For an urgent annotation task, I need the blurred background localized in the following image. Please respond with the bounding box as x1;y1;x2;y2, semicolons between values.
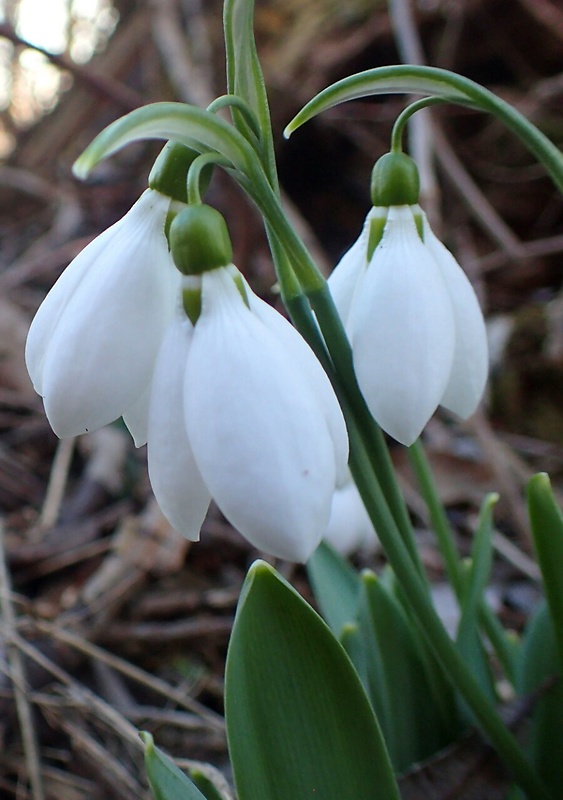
0;1;562;798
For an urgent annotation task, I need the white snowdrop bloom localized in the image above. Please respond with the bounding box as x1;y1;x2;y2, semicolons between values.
323;472;379;557
147;264;349;563
329;204;488;446
25;189;181;445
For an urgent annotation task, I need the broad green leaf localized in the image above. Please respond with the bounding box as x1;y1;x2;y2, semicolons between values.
354;571;459;773
516;601;563;798
306;540;360;636
527;473;563;674
223;0;277;187
225;560;399;800
283;66;563;193
456;494;498;704
141;732;207;800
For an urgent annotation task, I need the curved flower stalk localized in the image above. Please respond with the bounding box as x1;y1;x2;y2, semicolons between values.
329;156;488;446
148;257;348;563
26;188;181;446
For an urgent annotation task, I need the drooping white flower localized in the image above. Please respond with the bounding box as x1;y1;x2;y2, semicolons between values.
323;472;379;557
25;189;181;445
147;265;349;563
329;204;488;446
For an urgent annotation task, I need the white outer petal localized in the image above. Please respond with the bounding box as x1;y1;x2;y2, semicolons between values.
147;312;211;539
25;222;114;395
349;206;455;445
420;211;489;418
328;207;386;326
38;190;180;438
323;475;378;556
245;285;348;486
185;267;336;563
123;384;151;447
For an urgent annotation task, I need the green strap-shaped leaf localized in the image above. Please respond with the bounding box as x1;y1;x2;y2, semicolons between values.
141;732;208;800
223;0;277;188
306;540;361;636
284;65;563;193
515;602;563;799
225;560;400;800
527;473;563;675
456;494;498;704
354;571;459;773
73;103;255;181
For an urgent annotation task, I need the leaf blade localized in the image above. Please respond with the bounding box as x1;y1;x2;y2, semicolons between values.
225;560;400;800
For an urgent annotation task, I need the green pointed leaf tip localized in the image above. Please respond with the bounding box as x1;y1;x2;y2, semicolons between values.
140;732;208;800
527;472;563;675
169;205;233;275
306;540;361;636
225;560;399;800
371;152;420;207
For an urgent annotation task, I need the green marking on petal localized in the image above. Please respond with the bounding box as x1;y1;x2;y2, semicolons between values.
367;214;388;261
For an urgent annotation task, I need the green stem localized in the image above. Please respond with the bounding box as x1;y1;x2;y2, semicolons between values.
207;94;262;140
186;152;229;205
348;423;549;800
308;285;421;573
390;96;448;153
285;64;563;193
408;439;517;684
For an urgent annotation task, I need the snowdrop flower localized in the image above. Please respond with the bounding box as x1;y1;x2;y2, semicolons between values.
25;188;180;446
25;142;202;446
147;205;349;562
329;153;488;446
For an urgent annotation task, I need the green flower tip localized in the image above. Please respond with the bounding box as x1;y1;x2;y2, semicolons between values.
149;142;212;204
370;152;420;207
169;205;233;275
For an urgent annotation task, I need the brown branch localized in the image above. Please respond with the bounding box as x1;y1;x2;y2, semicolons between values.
0;22;142;111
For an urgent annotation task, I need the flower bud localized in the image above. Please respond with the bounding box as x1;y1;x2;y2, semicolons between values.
370;152;420;207
169;205;233;275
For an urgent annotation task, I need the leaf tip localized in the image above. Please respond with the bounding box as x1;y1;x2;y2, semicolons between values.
139;731;154;749
72;153;92;180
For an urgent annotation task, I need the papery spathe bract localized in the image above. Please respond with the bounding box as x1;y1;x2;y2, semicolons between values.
147;266;349;563
25;189;180;445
